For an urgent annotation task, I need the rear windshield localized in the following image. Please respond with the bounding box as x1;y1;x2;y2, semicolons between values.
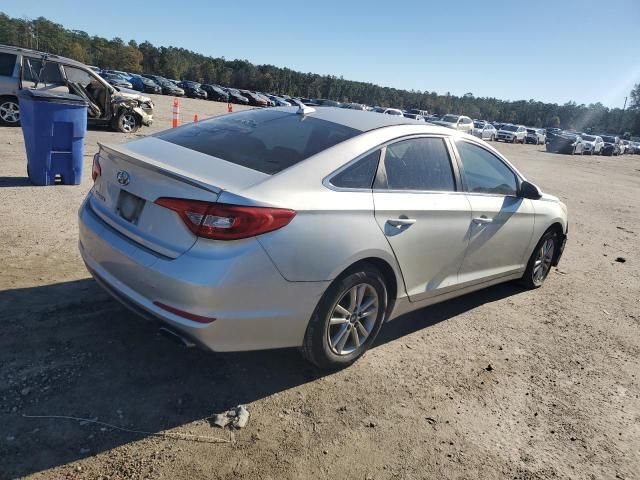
441;115;459;122
156;109;360;174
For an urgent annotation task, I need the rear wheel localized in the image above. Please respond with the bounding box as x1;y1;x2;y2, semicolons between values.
0;96;20;126
519;230;558;289
301;264;387;369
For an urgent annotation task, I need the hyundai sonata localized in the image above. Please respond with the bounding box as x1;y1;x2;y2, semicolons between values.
79;106;568;369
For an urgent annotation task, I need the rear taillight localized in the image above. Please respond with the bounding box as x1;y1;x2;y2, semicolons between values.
155;198;296;240
92;153;101;182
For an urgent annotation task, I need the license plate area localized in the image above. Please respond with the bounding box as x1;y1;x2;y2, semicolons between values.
116;190;145;224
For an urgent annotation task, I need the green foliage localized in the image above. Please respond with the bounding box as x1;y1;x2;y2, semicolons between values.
2;12;639;134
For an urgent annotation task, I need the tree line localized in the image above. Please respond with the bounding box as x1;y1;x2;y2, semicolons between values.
2;13;639;137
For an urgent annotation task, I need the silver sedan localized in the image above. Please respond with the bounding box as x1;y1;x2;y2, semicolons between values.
79;107;568;369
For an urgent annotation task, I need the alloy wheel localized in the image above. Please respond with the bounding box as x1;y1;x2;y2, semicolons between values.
327;283;379;356
120;113;137;133
532;238;555;285
0;100;20;124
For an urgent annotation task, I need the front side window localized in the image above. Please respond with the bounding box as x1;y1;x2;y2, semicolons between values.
330;150;380;189
456;141;518;196
383;137;455;192
0;53;16;77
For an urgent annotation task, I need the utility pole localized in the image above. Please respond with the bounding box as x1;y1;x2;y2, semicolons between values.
620;96;628;134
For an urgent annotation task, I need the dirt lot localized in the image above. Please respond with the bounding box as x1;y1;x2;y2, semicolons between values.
1;96;639;480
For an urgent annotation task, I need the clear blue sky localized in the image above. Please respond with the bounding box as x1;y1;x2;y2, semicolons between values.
2;0;638;107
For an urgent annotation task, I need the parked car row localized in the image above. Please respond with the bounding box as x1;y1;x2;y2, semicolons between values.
545;131;640;155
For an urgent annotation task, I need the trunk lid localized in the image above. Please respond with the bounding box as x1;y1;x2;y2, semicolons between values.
89;136;269;258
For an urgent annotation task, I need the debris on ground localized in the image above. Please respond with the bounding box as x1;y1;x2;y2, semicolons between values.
615;257;626;263
485;365;493;372
211;405;250;429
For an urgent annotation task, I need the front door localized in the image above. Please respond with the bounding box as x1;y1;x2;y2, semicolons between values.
373;136;472;302
453;140;535;284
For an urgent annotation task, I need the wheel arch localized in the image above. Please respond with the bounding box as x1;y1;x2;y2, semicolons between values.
331;256;403;318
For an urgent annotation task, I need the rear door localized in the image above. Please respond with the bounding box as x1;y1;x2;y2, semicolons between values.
373;136;472;302
453;140;534;284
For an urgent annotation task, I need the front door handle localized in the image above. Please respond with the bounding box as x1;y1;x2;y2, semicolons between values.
387;218;417;227
472;216;493;225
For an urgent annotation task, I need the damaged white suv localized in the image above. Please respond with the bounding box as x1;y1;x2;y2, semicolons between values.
0;44;153;132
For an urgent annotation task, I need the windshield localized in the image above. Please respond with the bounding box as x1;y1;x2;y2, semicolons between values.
502;125;518;132
581;135;595;141
441;115;459;123
474;121;485;128
601;136;615;142
156;109;360;175
373;107;386;113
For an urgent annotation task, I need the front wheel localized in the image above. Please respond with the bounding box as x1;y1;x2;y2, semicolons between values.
301;264;387;369
519;230;558;289
114;110;141;133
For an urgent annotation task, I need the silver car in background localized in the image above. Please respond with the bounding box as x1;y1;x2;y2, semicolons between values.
497;124;527;143
525;128;547;145
473;120;497;140
433;114;474;134
79;107;568;369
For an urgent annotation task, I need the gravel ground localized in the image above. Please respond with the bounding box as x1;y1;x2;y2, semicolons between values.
0;96;638;479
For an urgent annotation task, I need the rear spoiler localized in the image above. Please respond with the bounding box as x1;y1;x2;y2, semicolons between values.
98;142;222;194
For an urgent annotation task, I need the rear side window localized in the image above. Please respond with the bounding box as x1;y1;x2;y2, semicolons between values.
330;150;380;189
0;53;16;77
156;109;360;174
383;137;456;191
456;141;518;196
22;58;65;85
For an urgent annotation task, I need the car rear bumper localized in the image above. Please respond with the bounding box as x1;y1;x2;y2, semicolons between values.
78;195;327;352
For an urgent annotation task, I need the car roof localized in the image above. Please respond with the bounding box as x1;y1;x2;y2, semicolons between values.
0;43;86;68
270;106;426;131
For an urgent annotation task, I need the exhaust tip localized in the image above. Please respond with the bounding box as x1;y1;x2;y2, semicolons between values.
158;327;195;348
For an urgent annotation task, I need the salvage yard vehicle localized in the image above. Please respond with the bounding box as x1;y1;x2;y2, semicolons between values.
80;107;568;369
142;74;184;96
497;124;527;143
100;72;133;89
525;128;546;145
473;120;497;140
372;107;404;116
0;44;153;132
177;81;208;99
600;135;621;156
546;131;585;154
432;114;474;134
200;84;229;102
580;134;604;155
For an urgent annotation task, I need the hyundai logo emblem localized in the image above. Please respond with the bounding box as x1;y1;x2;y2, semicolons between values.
116;170;130;186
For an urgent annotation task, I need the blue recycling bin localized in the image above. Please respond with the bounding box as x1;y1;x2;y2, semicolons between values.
18;89;88;186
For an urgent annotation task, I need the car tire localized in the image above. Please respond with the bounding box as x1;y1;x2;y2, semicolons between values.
113;110;141;133
0;96;20;127
519;229;558;289
300;263;388;370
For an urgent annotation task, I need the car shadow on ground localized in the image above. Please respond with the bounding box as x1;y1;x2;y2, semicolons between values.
0;277;523;478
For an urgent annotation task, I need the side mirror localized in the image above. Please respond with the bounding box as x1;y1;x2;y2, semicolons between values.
519;180;542;200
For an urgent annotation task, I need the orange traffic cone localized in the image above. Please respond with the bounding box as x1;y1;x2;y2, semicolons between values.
172;98;180;128
227;102;233;113
194;114;198;123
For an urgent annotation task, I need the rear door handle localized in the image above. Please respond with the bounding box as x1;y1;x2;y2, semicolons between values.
387;218;416;227
472;216;493;225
